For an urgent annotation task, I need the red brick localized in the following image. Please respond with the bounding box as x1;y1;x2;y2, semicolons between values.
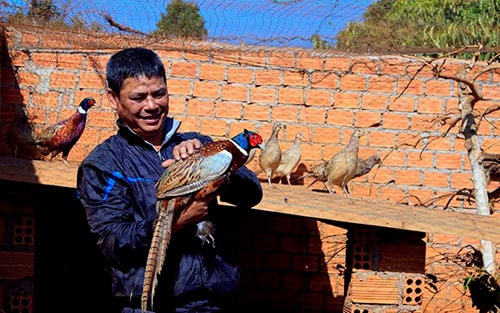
435;154;463;170
221;84;247;102
272;105;299;123
355;111;381;128
17;71;40;86
283;70;308;87
368;131;396;148
200;119;227;137
171;61;197;78
382;112;409;129
268;51;295;68
255;69;281;86
199;63;225;81
278;87;304;105
395;169;422;186
327;110;355;126
297;55;323;71
56;54;84;70
351;57;379;75
396;77;424;95
334;92;360;109
215;102;242;119
305;89;332;106
417;97;445;114
389;95;416;112
361;94;388;110
193;81;219;99
187;99;215;116
368;76;395;93
79;72;106;89
32;52;57;67
300;107;327;124
311;72;339;89
227;67;253;84
340;75;366;91
423;171;449;188
407;151;434;168
425;80;452;96
50;72;77;89
243;104;270;121
168;79;191;96
250;86;276;103
324;57;351;72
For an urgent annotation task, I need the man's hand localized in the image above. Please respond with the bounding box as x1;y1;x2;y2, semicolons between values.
171;197;213;233
162;139;202;168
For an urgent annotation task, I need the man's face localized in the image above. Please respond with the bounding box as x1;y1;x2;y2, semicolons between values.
108;75;169;144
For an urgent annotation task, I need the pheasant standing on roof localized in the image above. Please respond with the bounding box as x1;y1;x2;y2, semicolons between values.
35;97;95;163
325;128;364;197
258;122;282;186
274;132;303;185
298;159;329;190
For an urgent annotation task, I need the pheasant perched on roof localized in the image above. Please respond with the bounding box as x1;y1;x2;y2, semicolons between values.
274;132;303;185
345;154;382;194
325;128;364;197
258;122;282;186
6;107;44;160
298;159;329;190
35;97;95;163
353;155;381;179
141;129;264;313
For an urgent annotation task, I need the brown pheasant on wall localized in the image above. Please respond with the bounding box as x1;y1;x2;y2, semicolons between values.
35;97;95;163
258;122;282;186
346;154;382;194
274;132;303;185
298;159;329;190
325;128;364;197
6;107;44;160
141;129;264;313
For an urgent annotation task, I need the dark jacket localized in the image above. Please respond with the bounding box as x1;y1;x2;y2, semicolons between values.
76;118;262;312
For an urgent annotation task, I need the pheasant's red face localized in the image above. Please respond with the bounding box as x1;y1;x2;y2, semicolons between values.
249;133;263;147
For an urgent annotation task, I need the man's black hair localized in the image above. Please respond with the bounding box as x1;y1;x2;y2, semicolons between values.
106;47;166;95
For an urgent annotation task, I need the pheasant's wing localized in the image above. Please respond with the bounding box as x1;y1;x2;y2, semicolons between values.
37;123;65;142
156;149;233;198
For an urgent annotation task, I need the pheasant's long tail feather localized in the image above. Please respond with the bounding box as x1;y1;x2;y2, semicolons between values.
152;201;175;307
141;200;172;312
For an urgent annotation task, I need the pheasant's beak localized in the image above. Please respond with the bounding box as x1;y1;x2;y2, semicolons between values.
258;143;265;150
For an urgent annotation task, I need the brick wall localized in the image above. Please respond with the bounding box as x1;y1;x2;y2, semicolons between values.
1;25;499;313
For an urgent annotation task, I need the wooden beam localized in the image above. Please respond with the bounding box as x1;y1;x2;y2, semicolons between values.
1;156;499;242
239;184;500;242
0;156;77;188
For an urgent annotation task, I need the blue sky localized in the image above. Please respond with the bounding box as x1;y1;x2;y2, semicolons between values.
4;0;375;48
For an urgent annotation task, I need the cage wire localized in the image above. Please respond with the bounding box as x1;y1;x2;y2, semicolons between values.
1;0;373;49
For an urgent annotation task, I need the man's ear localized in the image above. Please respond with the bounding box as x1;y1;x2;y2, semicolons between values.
107;89;119;110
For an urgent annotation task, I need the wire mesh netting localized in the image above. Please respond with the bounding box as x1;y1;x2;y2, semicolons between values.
1;0;374;49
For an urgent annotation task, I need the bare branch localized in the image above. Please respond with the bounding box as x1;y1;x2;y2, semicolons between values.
102;13;146;36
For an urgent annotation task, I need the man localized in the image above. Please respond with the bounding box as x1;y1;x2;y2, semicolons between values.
77;47;262;312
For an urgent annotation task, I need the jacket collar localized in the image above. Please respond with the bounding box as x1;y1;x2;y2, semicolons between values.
116;117;181;149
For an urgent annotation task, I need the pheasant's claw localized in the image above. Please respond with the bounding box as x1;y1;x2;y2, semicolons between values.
196;221;216;248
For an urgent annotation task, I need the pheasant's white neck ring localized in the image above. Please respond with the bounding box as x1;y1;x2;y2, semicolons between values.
78;106;88;114
228;138;248;156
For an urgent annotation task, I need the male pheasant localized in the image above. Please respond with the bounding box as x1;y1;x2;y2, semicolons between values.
141;129;264;312
35;97;95;163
